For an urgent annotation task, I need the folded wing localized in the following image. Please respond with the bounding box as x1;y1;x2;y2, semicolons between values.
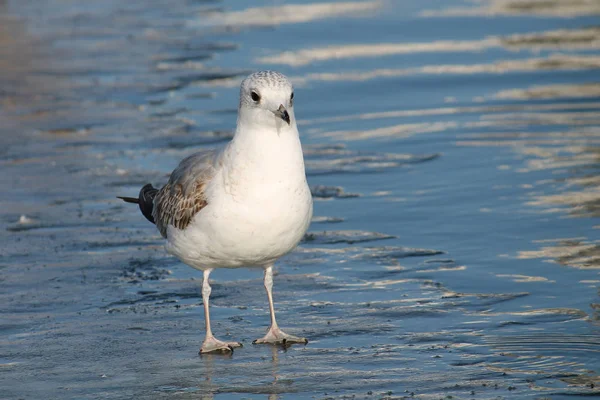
153;150;220;238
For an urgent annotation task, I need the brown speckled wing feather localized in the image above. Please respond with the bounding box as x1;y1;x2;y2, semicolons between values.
153;151;220;238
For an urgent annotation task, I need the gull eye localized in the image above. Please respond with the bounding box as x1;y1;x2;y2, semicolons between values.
251;91;261;102
290;92;294;105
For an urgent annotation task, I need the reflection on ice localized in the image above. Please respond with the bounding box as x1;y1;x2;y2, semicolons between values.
496;274;555;283
494;83;600;100
303;102;600;126
259;27;600;66
291;54;600;83
421;0;600;18
260;37;499;66
322;121;456;141
518;238;600;269
196;1;383;28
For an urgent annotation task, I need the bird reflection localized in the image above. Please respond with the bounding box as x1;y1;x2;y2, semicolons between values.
268;345;280;400
199;345;284;399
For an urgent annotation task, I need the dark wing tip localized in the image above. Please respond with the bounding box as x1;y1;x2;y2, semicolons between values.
117;196;139;204
117;185;158;225
139;184;159;224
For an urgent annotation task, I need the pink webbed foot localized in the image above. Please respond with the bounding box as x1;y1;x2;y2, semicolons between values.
200;336;243;354
252;326;308;346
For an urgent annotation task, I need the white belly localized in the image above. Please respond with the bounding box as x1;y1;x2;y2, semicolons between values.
165;181;313;270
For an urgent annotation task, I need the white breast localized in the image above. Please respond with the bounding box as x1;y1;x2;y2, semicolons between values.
166;182;312;269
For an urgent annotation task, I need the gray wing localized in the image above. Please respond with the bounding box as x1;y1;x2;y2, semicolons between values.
153;150;221;238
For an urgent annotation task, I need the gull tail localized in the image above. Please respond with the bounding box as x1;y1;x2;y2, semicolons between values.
117;183;159;224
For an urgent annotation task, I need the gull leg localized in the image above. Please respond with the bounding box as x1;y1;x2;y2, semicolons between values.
253;265;308;346
200;269;242;354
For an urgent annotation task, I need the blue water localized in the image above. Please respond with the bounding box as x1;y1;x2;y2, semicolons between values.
1;0;599;399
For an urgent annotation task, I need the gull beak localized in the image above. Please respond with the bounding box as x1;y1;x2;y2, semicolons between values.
272;104;290;125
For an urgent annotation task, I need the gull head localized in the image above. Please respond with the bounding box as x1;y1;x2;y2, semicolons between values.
238;71;295;130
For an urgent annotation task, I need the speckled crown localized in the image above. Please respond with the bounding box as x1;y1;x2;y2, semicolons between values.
240;70;293;96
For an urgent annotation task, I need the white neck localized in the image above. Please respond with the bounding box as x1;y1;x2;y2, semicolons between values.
224;112;306;190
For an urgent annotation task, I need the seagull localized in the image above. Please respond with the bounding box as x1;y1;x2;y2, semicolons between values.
118;71;313;353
